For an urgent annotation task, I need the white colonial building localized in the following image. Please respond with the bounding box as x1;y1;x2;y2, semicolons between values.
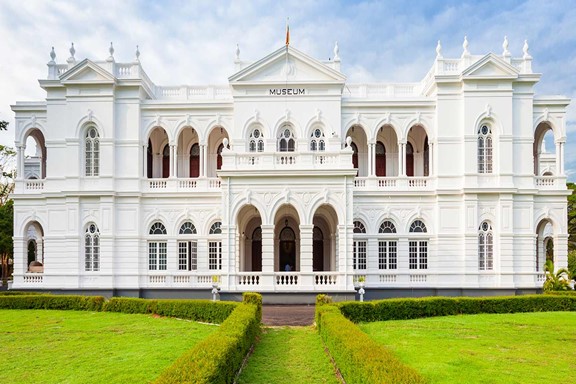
10;38;570;299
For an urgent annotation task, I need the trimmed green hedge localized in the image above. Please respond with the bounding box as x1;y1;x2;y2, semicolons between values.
545;290;576;296
338;295;576;323
0;291;45;296
0;294;104;311
154;292;262;384
316;302;425;384
102;297;238;324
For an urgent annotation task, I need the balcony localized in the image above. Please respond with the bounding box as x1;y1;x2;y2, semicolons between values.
143;177;221;193
535;175;565;189
221;151;354;173
353;176;433;191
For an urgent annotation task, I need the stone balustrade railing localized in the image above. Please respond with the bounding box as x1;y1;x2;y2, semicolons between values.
222;151;353;171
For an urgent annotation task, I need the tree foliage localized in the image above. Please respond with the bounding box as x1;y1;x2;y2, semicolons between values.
568;183;576;251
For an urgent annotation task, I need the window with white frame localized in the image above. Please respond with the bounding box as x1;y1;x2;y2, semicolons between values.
249;126;264;152
353;220;367;270
85;126;100;176
84;223;100;271
278;125;295;152
478;221;494;270
148;222;167;271
409;220;428;270
378;220;397;270
178;221;197;271
477;124;493;173
209;222;222;270
310;127;325;151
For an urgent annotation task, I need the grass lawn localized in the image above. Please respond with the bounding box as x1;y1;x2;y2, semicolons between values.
237;326;340;384
361;311;576;384
0;309;217;384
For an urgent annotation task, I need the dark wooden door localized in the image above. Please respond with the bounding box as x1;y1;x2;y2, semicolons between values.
147;140;153;178
406;143;414;177
376;141;386;176
313;240;323;271
189;143;200;178
162;144;170;178
217;143;224;170
252;240;262;272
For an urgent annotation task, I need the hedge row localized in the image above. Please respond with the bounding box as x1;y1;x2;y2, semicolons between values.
338;295;576;323
0;291;45;296
316;303;425;384
154;292;262;384
545;291;576;296
102;297;237;324
0;294;104;311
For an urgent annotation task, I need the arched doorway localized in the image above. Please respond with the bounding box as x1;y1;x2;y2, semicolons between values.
190;143;200;178
24;221;44;273
147;127;169;178
251;227;262;272
375;141;386;176
345;125;367;176
406;125;429;177
536;219;554;271
279;225;296;271
533;122;556;175
207;127;229;177
313;226;323;271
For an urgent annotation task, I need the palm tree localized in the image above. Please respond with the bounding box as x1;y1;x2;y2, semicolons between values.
543;259;572;292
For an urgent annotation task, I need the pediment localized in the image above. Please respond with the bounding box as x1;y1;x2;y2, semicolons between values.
462;54;519;79
229;46;346;84
60;59;115;83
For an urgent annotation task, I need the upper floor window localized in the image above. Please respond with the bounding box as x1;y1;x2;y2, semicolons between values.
478;221;494;270
84;223;100;272
149;222;167;235
209;222;222;235
278;126;295;152
478;125;493;173
179;222;197;235
310;128;325;151
379;220;397;234
249;127;264;152
148;222;167;271
353;221;366;234
409;220;427;233
353;220;366;270
85;127;100;176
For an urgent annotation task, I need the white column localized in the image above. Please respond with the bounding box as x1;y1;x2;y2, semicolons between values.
368;142;374;176
200;144;206;177
560;142;565;175
429;142;434;176
169;145;175;178
300;224;314;273
16;145;24;180
400;142;406;176
142;145;147;178
261;224;275;273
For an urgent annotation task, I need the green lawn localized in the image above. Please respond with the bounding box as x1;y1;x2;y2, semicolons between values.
361;311;576;384
0;309;217;383
238;326;340;384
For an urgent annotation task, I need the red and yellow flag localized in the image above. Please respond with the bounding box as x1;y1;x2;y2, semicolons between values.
285;19;290;46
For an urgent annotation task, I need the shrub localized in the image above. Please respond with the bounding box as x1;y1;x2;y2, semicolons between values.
0;294;104;311
242;292;262;322
338;295;576;323
568;250;576;281
154;299;261;384
316;304;425;384
0;291;45;296
103;297;237;324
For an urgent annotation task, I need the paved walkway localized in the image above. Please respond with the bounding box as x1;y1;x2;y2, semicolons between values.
262;305;316;326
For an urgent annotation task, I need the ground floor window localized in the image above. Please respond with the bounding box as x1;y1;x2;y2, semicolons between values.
378;240;397;270
178;241;197;271
209;241;222;270
149;241;167;270
353;240;367;270
409;240;427;270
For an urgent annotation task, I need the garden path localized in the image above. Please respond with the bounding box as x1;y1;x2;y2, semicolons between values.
262;305;315;326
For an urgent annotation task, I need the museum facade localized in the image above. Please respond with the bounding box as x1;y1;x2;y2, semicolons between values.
10;39;570;298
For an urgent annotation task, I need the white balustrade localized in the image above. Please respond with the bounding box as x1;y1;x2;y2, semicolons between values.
408;178;427;187
277;155;297;165
178;179;197;189
410;274;427;283
23;274;43;283
238;274;261;286
314;273;337;285
208;178;221;188
379;274;397;283
149;179;167;189
535;176;556;188
173;275;190;284
149;275;166;284
378;178;396;188
25;180;44;190
276;273;299;286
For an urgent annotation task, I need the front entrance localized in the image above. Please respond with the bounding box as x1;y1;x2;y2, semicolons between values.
279;226;296;271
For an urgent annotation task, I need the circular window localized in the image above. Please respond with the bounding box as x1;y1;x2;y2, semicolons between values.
89;128;97;138
254;129;260;138
89;224;96;233
482;222;489;231
481;125;489;135
284;129;291;138
314;129;321;138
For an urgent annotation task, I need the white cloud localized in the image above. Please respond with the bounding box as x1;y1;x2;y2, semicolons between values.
0;0;574;178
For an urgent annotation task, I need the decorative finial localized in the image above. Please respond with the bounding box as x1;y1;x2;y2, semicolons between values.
523;39;531;59
333;41;340;61
135;45;140;61
502;36;510;57
462;36;470;57
108;42;114;60
49;46;56;62
69;42;76;60
235;44;240;61
436;40;442;58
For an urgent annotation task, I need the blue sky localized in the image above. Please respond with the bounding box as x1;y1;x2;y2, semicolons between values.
0;0;574;178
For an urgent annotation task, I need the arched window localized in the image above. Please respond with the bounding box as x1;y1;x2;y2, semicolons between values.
478;221;493;271
148;222;167;271
409;220;428;270
310;127;325;151
85;126;100;176
249;127;264;152
478;124;493;173
278;125;296;152
85;224;100;272
209;221;222;270
353;220;367;270
178;221;197;271
378;220;397;270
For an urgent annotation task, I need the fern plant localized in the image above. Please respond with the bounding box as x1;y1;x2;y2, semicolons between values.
543;260;572;292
